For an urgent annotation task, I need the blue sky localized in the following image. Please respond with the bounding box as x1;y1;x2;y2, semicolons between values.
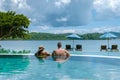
0;0;120;34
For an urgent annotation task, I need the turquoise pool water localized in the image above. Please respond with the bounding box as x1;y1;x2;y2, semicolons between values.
0;55;120;80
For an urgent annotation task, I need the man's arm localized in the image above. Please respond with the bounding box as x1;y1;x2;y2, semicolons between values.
65;50;70;59
52;50;55;56
51;50;56;60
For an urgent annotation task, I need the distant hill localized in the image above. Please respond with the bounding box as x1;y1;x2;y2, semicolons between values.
3;32;120;40
111;32;120;38
28;32;103;40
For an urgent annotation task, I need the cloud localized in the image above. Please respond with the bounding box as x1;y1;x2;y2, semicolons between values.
11;0;31;10
0;0;5;11
55;0;71;8
53;29;75;34
0;0;94;27
77;26;120;34
93;0;120;20
29;25;50;32
1;0;120;34
40;25;49;30
24;0;93;27
57;26;120;34
42;0;94;27
56;17;68;22
0;0;31;14
28;23;120;34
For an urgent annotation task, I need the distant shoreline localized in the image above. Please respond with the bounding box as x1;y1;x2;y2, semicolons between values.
1;32;119;40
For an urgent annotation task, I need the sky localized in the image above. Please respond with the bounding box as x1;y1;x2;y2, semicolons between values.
0;0;120;34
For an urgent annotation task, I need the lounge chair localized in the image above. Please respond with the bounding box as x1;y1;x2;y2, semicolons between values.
65;44;73;51
111;45;119;52
75;44;82;51
100;45;107;51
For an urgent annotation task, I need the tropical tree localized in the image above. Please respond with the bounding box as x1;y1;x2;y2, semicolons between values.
0;11;30;40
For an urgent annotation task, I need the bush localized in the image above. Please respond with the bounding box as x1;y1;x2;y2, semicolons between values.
0;48;30;54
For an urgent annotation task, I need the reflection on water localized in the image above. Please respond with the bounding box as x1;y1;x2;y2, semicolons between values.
35;55;70;69
57;62;62;68
0;55;30;75
37;58;45;64
52;56;70;69
35;55;51;64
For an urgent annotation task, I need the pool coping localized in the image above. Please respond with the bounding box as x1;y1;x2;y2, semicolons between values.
71;54;120;59
0;54;120;59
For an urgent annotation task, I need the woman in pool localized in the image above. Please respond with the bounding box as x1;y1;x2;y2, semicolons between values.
52;42;70;62
35;45;50;59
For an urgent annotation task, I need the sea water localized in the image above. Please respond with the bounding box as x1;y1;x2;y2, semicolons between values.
0;40;119;54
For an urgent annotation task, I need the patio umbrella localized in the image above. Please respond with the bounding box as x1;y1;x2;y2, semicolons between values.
99;32;117;49
66;33;81;50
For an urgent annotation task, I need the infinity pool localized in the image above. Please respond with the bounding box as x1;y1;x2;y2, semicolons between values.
0;55;120;80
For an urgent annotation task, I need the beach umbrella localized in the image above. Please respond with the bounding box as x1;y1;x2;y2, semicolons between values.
100;32;117;49
66;33;81;50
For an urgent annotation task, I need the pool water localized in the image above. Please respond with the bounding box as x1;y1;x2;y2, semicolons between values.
0;55;120;80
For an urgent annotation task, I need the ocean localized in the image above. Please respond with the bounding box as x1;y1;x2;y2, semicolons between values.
0;40;119;54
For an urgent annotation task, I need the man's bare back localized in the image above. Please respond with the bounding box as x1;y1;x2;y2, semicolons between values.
52;42;70;61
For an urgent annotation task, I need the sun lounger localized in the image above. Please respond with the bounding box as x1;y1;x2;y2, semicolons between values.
75;44;82;51
100;45;107;51
111;44;119;52
65;44;73;51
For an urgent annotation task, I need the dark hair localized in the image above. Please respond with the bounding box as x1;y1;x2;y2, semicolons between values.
57;42;62;48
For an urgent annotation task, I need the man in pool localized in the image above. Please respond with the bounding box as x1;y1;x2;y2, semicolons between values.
52;42;70;61
35;45;50;59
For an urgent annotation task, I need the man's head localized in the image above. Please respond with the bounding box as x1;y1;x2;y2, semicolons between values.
57;42;62;48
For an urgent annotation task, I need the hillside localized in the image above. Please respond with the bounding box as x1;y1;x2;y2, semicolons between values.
3;32;120;40
27;32;120;40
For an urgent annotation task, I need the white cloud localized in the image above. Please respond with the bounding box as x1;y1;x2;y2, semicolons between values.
29;25;50;32
78;26;120;34
53;26;120;34
99;26;120;32
55;0;71;8
29;25;120;34
56;17;68;22
50;29;75;34
11;0;31;10
93;0;120;20
29;18;37;23
62;29;75;33
40;25;49;30
0;0;5;11
0;0;31;13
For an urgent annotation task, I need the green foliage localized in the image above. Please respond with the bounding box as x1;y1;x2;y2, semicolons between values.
28;32;67;40
81;33;102;40
0;48;10;53
0;48;31;54
0;11;30;40
2;32;120;40
28;32;103;40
